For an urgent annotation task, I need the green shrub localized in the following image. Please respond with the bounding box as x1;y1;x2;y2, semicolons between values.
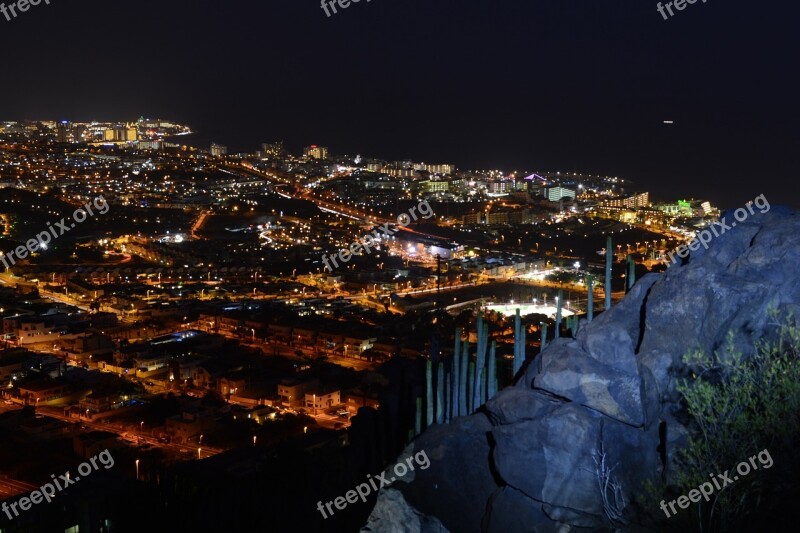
673;313;800;531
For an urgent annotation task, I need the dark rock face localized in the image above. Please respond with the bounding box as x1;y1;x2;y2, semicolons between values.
484;387;561;426
386;415;497;533
364;209;800;531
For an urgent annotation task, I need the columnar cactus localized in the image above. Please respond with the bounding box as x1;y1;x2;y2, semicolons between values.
480;367;487;406
487;340;497;399
415;396;422;436
459;341;468;416
436;362;444;424
605;236;613;310
474;315;487;410
540;322;548;352
425;360;433;427
467;361;475;413
444;372;451;424
555;289;563;339
568;315;578;338
627;255;636;291
452;329;461;418
513;309;523;375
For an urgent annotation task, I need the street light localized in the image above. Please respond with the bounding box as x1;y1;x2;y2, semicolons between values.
197;447;202;459
135;459;140;480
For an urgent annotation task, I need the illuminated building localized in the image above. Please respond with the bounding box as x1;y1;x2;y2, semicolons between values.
304;145;328;159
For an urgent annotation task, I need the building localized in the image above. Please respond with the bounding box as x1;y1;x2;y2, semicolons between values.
260;141;284;158
345;390;380;416
461;212;483;224
122;126;138;141
137;140;163;150
18;379;71;405
304;389;341;412
56;121;72;143
210;143;228;157
0;351;26;384
603;192;650;210
414;163;454;175
415;179;450;194
303;145;328;159
656;203;681;216
73;431;120;459
546;187;576;202
165;409;215;444
488;181;513;195
16;318;64;345
278;377;319;406
79;392;121;416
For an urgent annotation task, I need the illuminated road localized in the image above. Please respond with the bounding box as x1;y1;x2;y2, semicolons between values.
35;407;223;459
0;477;37;500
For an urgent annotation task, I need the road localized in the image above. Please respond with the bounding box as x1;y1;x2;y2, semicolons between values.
35;407;223;459
238;338;376;372
0;477;37;500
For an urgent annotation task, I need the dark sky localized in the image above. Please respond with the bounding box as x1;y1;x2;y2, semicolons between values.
2;0;798;208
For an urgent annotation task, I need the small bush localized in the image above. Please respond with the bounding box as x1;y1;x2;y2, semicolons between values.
672;313;800;531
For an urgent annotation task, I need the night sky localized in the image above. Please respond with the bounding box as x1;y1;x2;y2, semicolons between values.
2;0;798;208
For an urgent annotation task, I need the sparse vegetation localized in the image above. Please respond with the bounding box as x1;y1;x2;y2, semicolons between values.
670;313;800;531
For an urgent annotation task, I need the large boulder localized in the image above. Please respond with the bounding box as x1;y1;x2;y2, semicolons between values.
393;414;497;533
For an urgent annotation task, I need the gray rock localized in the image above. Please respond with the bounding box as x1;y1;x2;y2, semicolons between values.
534;351;644;427
362;488;449;533
484;486;565;533
491;404;605;518
484;388;561;426
396;414;497;533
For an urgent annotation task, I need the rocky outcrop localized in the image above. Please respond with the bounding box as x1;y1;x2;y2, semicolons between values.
360;488;448;533
364;208;800;531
